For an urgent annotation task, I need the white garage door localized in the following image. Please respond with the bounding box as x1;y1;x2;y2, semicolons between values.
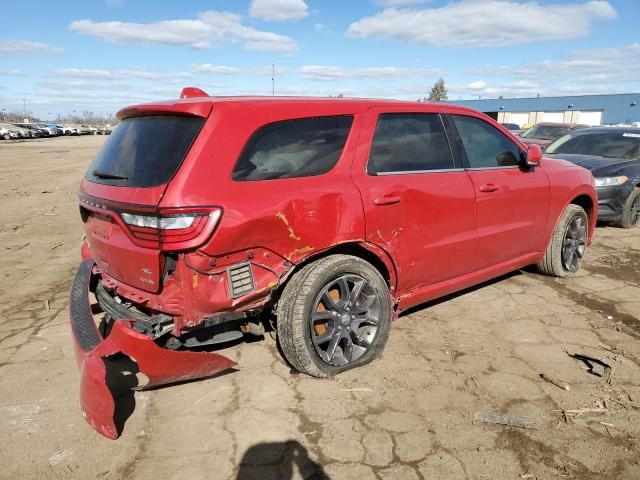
509;113;529;128
578;111;602;126
542;111;564;123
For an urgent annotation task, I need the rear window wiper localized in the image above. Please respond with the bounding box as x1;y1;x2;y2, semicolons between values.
92;170;128;180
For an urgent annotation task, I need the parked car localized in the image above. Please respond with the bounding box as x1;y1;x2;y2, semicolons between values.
500;122;524;136
70;92;597;438
8;125;33;138
43;124;63;136
56;124;76;136
520;122;589;149
546;127;640;228
96;125;112;135
0;125;17;140
15;123;44;137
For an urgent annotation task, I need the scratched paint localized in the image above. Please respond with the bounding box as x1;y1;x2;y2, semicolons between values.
276;212;301;241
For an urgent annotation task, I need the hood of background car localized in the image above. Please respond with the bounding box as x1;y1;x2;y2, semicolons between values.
546;153;640;177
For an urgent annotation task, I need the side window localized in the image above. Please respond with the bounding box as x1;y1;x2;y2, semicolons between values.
232;115;354;181
452;115;522;168
368;113;454;174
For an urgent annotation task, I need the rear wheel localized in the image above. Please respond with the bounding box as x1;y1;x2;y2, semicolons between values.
277;255;392;377
537;204;588;277
617;187;640;229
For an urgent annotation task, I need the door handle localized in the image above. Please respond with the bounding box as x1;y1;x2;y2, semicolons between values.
373;195;401;206
479;183;499;193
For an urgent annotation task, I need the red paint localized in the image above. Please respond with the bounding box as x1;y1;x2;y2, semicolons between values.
71;96;597;437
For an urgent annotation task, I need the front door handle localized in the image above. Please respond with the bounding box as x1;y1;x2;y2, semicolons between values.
373;195;401;206
479;183;499;193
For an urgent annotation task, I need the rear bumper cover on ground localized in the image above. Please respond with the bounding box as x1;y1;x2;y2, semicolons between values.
69;260;237;439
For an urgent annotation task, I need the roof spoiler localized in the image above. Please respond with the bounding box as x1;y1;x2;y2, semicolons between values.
180;87;209;99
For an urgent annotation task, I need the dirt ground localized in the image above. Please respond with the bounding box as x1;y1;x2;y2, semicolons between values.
1;136;639;480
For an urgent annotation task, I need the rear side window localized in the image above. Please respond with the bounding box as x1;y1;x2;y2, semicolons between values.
232;115;354;181
452;115;522;168
86;116;204;187
368;113;454;174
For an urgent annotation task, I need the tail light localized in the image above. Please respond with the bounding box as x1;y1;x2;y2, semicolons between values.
120;208;222;251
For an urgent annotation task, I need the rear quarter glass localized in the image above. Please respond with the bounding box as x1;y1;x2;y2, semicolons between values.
231;115;354;181
85;116;205;188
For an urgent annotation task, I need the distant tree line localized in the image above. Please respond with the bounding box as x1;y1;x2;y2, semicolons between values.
1;109;117;125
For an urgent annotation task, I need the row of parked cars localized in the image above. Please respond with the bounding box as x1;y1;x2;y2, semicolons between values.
0;122;112;140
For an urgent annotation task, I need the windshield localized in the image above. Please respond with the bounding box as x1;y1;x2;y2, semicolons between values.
546;131;640;160
521;125;572;140
85;115;204;187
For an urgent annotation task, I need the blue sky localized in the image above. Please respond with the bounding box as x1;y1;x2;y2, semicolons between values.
1;0;639;118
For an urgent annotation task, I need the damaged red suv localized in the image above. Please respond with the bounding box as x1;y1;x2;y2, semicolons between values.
71;88;597;438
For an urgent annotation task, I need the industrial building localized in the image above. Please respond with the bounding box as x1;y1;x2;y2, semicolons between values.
448;93;640;128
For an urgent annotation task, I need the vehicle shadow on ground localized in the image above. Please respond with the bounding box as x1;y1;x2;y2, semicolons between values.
237;440;328;480
400;270;522;318
104;354;238;437
104;354;139;436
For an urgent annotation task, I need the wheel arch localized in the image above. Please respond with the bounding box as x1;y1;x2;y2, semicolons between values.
282;242;398;297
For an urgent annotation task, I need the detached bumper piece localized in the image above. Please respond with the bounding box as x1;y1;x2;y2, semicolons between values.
69;260;237;439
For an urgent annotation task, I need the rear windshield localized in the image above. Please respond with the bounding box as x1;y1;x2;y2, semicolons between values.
521;125;571;140
85;115;204;187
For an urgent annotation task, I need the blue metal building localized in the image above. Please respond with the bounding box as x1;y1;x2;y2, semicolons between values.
447;93;640;127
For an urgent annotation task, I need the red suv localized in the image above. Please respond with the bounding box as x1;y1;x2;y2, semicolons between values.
70;89;597;438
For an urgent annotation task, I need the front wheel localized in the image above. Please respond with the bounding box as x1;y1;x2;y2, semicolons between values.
537;204;589;277
617;187;640;229
277;255;392;377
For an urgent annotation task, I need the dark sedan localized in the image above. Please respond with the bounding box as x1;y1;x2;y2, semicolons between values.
545;127;640;228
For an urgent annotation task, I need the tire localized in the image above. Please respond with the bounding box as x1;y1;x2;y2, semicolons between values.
616;187;640;229
2;134;9;140
537;204;588;277
277;255;393;377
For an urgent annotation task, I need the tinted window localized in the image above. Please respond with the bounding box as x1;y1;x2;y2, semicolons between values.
368;113;454;173
546;131;640;160
86;116;204;187
232;115;353;181
452;115;522;168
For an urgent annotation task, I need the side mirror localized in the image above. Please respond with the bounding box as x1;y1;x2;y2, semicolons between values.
526;144;542;167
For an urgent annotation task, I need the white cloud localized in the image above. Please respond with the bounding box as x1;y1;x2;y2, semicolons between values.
0;69;25;76
70;10;297;53
250;0;309;21
375;0;431;6
466;42;640;87
346;0;616;48
300;65;443;81
0;39;63;56
53;68;192;84
467;80;486;90
193;64;240;74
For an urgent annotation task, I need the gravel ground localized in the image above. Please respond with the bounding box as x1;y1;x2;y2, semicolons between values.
1;136;639;480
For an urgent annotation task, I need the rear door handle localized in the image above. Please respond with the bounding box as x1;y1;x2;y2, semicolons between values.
479;183;499;193
373;195;401;206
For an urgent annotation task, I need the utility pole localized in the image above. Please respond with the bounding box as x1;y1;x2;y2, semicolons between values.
272;63;275;96
23;99;26;119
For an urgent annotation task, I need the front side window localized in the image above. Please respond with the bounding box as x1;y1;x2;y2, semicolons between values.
452;115;522;169
232;115;354;181
367;113;454;173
